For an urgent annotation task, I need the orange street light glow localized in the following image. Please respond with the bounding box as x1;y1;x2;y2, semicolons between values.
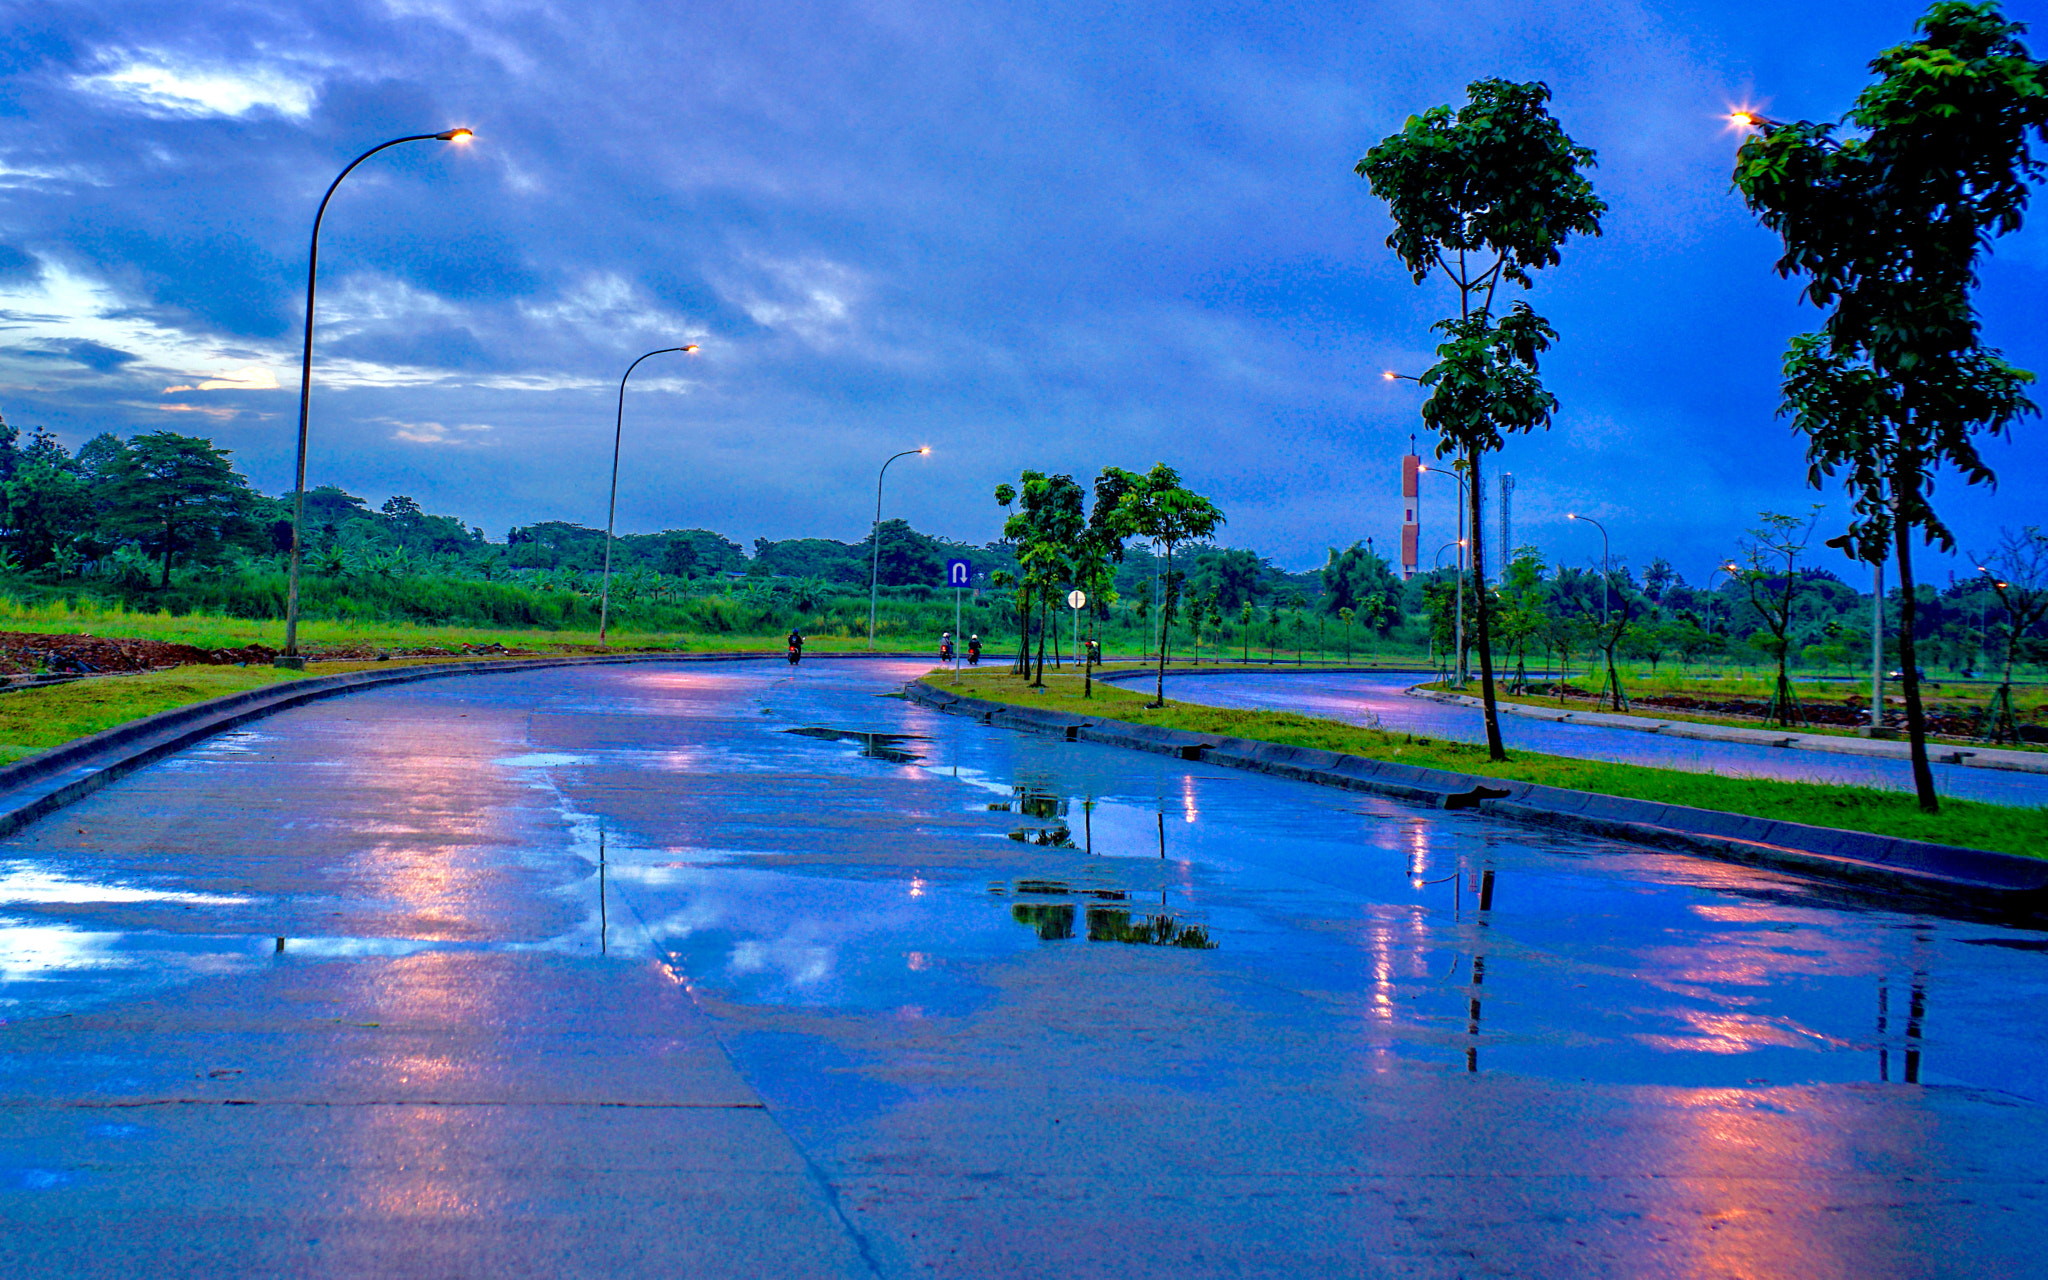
437;128;474;142
919;445;932;454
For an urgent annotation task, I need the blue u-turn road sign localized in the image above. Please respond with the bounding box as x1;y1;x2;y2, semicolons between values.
946;558;973;588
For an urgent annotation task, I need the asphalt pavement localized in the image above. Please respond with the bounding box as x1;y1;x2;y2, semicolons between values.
1;658;2043;1276
1158;668;2048;806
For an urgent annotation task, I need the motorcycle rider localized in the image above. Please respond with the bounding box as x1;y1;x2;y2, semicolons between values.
786;628;804;665
967;634;982;666
940;630;954;664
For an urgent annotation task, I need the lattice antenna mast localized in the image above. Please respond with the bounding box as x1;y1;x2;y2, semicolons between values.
1499;473;1515;578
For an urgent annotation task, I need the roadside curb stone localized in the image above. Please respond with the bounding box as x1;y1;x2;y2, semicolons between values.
1406;683;2048;775
904;679;2048;910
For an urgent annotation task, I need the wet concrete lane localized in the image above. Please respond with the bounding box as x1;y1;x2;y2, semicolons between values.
1158;668;2048;806
1;658;2044;1276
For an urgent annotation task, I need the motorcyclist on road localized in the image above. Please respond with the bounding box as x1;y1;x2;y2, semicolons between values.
787;629;804;666
940;631;954;664
967;635;982;666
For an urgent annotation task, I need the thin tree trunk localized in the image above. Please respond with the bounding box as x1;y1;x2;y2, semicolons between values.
1013;589;1031;676
1034;598;1048;686
1152;544;1171;707
1893;504;1938;812
1468;451;1505;760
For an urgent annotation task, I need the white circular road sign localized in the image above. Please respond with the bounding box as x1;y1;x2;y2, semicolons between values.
1067;590;1087;610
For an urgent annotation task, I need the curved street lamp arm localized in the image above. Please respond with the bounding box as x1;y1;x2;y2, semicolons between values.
599;345;697;643
283;129;469;658
867;448;928;649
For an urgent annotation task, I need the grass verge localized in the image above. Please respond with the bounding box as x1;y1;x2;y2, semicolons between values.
0;667;309;765
935;665;2048;860
0;651;657;766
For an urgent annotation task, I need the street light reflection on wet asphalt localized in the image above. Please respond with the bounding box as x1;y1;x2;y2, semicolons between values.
0;658;2041;1276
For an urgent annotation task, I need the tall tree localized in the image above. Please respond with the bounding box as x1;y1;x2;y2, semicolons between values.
2;460;91;571
997;471;1087;686
100;432;257;587
1738;508;1826;727
1360;78;1605;762
1103;463;1225;707
1976;525;2048;742
1732;0;2048;811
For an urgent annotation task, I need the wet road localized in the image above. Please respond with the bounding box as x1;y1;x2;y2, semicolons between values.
2;658;2045;1276
1157;669;2048;806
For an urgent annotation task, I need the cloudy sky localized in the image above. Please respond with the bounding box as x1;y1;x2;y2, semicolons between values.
0;0;2043;581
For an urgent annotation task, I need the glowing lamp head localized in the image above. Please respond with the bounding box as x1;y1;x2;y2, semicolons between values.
436;128;474;143
681;344;699;353
1567;512;1578;521
1382;370;1396;381
919;445;931;455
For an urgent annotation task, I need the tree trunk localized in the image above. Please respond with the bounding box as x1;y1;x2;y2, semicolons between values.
1013;589;1031;676
1893;506;1938;812
1468;451;1505;761
1034;598;1048;687
1152;544;1172;707
159;513;174;589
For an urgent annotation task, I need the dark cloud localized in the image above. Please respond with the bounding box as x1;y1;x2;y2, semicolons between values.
0;0;2037;579
8;338;139;371
0;244;42;284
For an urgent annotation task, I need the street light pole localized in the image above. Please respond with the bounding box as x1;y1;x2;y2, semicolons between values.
1705;560;1737;677
598;345;699;645
868;446;930;649
1420;463;1469;685
1568;513;1612;626
279;128;472;666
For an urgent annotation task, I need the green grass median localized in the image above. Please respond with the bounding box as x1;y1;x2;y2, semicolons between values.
932;665;2048;860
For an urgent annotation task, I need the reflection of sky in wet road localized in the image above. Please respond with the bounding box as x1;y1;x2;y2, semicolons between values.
1156;669;2048;806
1;658;2044;1274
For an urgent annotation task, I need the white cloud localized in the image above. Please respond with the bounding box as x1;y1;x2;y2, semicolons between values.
72;51;318;120
390;419;493;445
716;255;864;345
163;365;280;393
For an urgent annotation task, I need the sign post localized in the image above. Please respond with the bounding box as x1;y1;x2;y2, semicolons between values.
1069;589;1090;697
947;559;973;682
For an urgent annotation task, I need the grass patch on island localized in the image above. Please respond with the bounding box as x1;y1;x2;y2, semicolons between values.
932;664;2048;860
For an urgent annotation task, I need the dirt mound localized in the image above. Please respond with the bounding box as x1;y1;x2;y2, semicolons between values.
0;631;277;676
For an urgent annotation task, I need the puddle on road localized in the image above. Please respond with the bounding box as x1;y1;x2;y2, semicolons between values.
784;726;929;763
0;863;249;908
1008;902;1217;948
494;752;594;769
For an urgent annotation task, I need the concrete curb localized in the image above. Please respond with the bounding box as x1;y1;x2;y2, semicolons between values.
0;650;907;843
1406;684;2048;776
1094;664;1427;683
903;680;2048;911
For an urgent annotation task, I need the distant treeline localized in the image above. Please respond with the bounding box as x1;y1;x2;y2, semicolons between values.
0;416;2038;673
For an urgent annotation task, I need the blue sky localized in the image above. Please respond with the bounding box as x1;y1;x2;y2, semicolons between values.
0;0;2042;583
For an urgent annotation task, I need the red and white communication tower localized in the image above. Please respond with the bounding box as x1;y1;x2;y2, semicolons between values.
1400;447;1421;579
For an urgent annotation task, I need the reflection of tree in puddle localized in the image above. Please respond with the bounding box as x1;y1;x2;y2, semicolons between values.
1085;908;1216;949
990;785;1074;845
998;879;1215;948
1006;824;1075;848
1012;902;1075;939
783;726;928;763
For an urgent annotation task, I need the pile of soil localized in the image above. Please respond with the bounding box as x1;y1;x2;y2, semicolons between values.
0;631;275;676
